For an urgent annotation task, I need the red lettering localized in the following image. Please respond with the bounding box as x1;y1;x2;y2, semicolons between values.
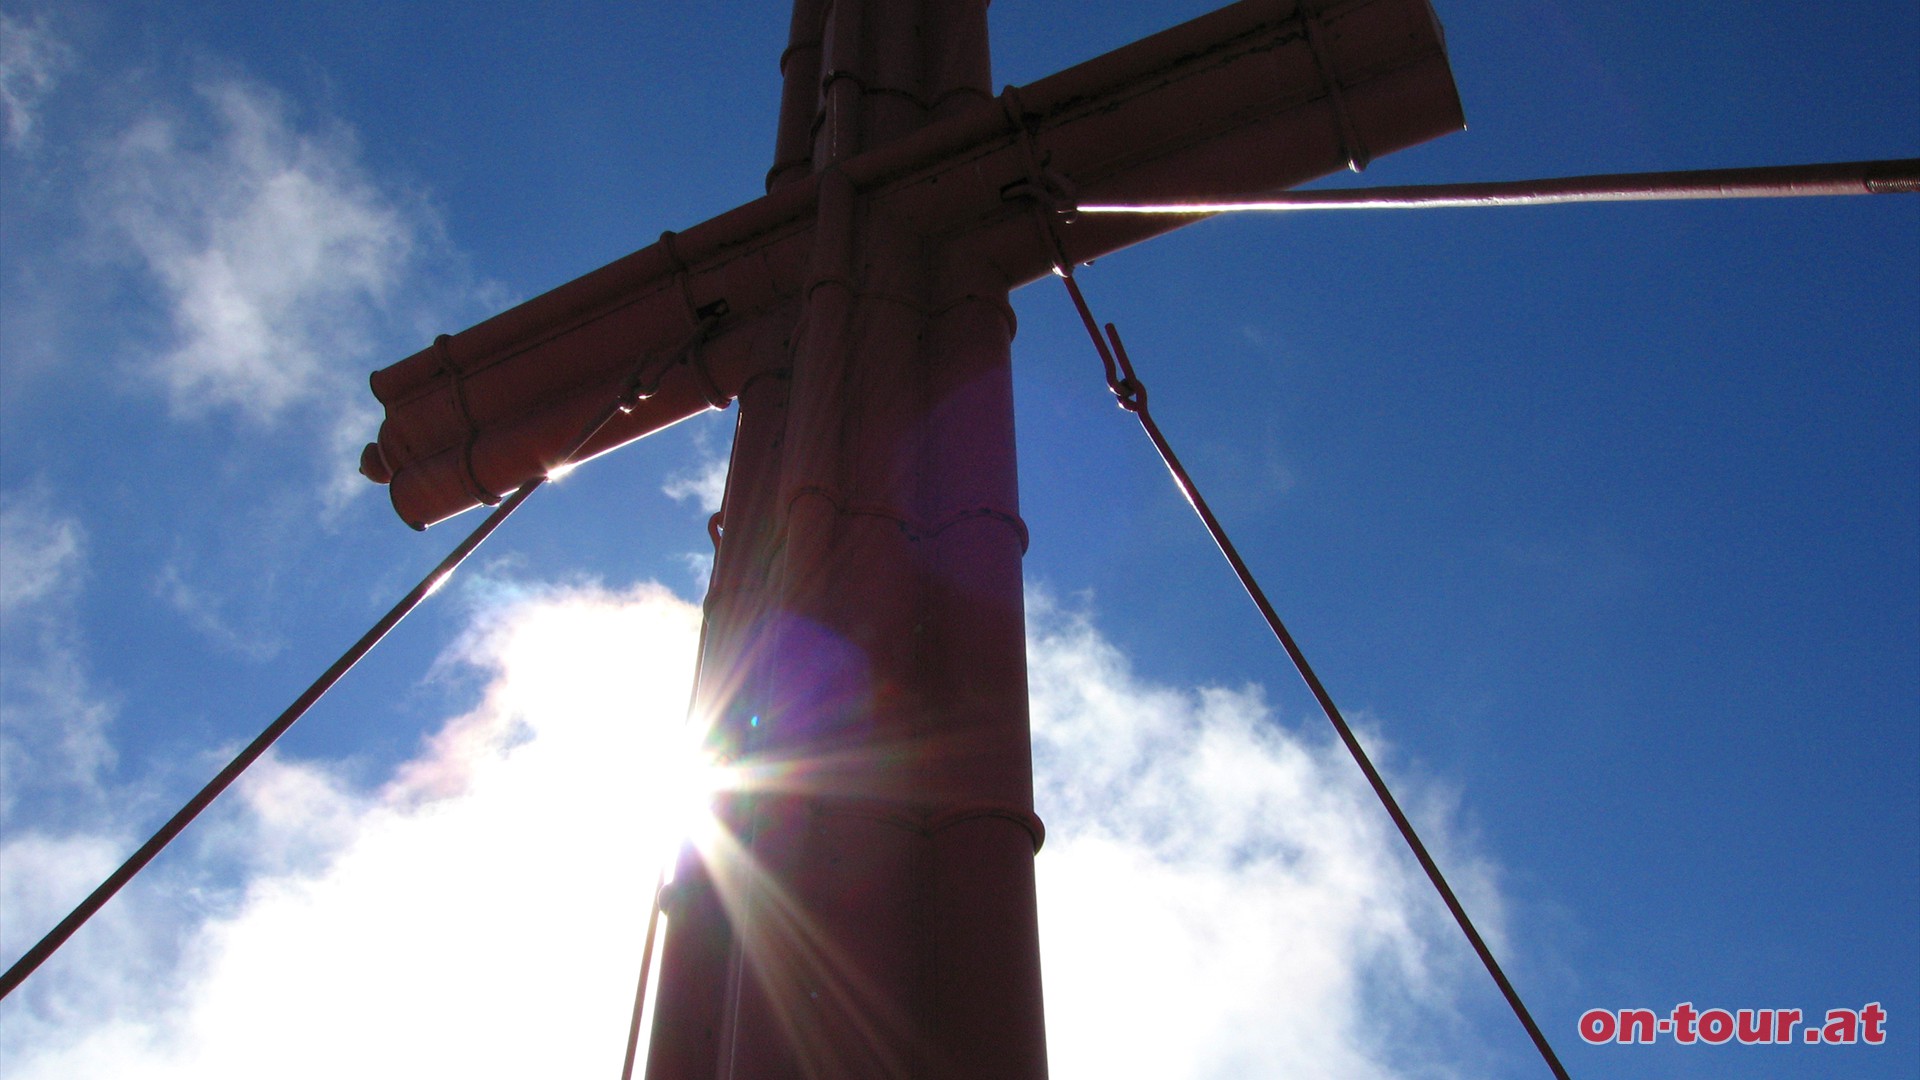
1698;1008;1735;1044
1671;1002;1699;1044
1578;1009;1616;1044
1578;1002;1871;1049
1736;1008;1773;1044
1862;1002;1887;1045
1618;1008;1657;1044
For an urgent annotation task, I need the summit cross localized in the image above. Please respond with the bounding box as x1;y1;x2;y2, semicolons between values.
359;2;1463;1076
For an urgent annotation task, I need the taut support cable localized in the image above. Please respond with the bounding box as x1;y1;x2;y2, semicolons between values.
0;317;720;1003
619;867;669;1080
1052;269;1574;1080
1077;158;1919;214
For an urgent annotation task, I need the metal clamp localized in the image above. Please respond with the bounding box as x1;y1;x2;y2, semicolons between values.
998;85;1079;276
1301;9;1370;173
436;334;503;506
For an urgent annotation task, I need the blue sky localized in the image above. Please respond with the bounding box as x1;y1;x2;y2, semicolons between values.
1;2;1914;1077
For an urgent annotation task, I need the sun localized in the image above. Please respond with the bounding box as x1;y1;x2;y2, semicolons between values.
643;721;740;863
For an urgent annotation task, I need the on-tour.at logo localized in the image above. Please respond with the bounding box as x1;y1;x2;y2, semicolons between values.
1578;1002;1887;1046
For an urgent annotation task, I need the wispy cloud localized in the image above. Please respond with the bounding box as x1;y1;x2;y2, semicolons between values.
0;490;148;1058
95;79;419;425
0;489;82;611
151;562;284;662
662;432;730;589
43;65;487;525
0;12;72;152
662;448;729;515
0;488;116;820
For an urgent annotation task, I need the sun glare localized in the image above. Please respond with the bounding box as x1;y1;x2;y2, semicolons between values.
646;724;739;860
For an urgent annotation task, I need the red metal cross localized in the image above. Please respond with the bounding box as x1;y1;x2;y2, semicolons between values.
359;3;1462;1076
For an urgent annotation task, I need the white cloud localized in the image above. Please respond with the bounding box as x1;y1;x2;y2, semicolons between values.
0;490;82;611
152;562;282;662
0;639;116;815
662;450;729;515
319;395;387;520
0;579;704;1078
0;12;72;151
1029;593;1491;1078
38;67;498;515
0;492;143;1049
0;489;115;815
662;434;729;589
677;549;716;595
0;582;1501;1077
0;828;174;1058
95;79;419;425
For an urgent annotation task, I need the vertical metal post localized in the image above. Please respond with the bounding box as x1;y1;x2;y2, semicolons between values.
646;2;1047;1077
